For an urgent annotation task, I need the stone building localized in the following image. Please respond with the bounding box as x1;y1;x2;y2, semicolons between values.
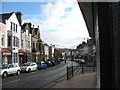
31;25;42;62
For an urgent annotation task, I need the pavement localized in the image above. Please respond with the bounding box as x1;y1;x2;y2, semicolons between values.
50;72;97;88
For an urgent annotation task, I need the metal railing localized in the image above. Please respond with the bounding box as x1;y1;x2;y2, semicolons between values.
66;61;96;80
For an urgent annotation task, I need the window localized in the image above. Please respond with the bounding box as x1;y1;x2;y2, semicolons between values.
16;38;19;47
1;35;4;46
21;40;23;48
33;42;35;48
13;23;15;31
14;53;15;63
28;41;30;49
15;53;18;63
13;37;15;46
18;39;19;47
8;36;11;46
11;22;12;30
26;40;27;48
16;24;17;32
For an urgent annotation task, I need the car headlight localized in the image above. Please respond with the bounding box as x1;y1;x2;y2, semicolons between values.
0;70;4;75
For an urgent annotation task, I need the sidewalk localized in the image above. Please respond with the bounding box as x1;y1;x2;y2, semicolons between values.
51;72;97;88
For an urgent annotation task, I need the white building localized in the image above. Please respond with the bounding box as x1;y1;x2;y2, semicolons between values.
49;44;55;60
20;23;32;64
0;22;7;67
44;44;49;61
0;12;22;65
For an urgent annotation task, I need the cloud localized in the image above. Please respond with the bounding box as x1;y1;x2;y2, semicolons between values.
23;0;90;49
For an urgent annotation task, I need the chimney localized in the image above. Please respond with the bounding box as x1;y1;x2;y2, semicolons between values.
16;12;22;26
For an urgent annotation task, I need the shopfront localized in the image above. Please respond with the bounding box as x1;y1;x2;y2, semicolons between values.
0;48;12;67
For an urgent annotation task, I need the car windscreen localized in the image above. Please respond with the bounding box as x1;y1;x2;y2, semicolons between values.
22;63;30;66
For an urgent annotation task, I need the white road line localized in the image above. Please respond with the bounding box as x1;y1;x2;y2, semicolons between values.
3;79;19;85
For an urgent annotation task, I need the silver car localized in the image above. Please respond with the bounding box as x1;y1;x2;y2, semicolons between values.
20;62;37;73
0;63;21;78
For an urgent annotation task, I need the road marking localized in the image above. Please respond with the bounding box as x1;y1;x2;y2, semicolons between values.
26;74;41;78
3;79;19;85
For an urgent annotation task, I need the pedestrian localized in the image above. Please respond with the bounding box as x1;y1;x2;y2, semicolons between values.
65;59;66;63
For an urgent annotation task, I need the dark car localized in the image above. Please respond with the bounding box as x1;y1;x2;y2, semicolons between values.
58;58;64;61
78;59;86;64
54;58;60;64
51;60;56;66
45;60;53;67
36;61;47;70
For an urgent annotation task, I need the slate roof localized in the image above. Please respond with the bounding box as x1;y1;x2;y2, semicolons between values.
0;12;22;26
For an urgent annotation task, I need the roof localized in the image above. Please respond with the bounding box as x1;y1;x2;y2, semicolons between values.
78;2;94;38
34;28;39;35
0;12;22;26
21;23;32;32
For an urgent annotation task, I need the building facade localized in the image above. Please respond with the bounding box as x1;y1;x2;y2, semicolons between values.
49;44;55;60
31;25;42;62
0;12;22;66
19;23;32;64
44;43;49;61
0;22;7;67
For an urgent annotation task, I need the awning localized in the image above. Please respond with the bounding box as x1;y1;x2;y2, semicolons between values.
0;48;11;52
24;53;32;55
0;48;12;55
19;49;24;52
78;2;94;38
19;49;25;55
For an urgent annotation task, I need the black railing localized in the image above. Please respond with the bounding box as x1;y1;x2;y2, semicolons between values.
67;66;73;80
67;61;96;80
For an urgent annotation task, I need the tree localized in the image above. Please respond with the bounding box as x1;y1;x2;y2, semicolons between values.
53;49;62;58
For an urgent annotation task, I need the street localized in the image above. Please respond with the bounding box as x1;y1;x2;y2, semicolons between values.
2;61;78;88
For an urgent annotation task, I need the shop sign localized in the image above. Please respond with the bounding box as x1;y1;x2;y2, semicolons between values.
3;53;11;55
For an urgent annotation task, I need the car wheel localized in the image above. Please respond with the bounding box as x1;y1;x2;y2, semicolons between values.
2;72;7;78
16;70;20;75
28;69;31;73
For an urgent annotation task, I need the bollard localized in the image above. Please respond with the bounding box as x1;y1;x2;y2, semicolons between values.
72;66;73;77
82;64;84;74
67;66;69;80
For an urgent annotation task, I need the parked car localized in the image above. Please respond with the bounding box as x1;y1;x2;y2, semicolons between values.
20;62;37;73
78;59;86;64
45;60;53;67
74;59;79;62
58;58;64;61
0;63;21;78
54;58;60;64
51;60;56;66
36;61;47;70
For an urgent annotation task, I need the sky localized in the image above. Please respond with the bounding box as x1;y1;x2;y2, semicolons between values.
1;0;90;49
